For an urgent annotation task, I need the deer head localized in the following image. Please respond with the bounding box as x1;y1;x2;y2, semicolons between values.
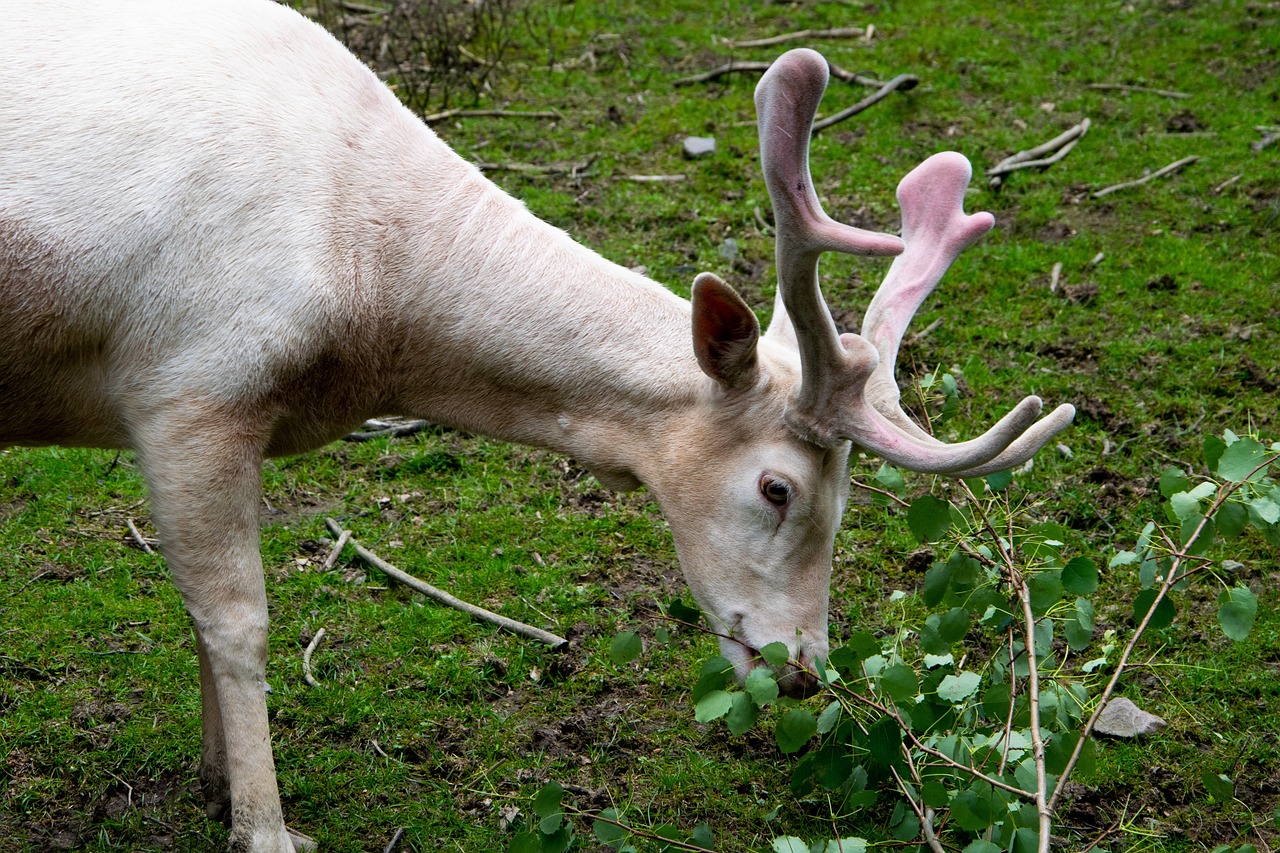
673;49;1074;694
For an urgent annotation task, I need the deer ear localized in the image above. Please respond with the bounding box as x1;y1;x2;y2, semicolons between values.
691;272;760;391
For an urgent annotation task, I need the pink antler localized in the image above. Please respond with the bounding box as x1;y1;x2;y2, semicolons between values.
757;49;1074;473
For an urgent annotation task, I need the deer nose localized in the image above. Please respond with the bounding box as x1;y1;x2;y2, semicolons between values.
775;652;822;699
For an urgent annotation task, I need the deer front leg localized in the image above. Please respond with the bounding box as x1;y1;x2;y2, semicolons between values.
134;409;313;853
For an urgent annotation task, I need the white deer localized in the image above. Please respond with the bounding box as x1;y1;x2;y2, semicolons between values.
0;1;1073;850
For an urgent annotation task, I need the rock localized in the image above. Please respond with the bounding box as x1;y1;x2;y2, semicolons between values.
1093;696;1166;737
682;136;716;158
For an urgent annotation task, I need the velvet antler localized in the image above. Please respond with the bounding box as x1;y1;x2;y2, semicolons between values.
757;49;1074;473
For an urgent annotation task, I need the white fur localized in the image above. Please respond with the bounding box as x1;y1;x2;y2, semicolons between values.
1;2;851;850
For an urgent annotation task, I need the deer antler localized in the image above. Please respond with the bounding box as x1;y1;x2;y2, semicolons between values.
756;49;1074;473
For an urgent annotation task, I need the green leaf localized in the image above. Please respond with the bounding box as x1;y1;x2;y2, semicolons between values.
867;715;903;767
880;664;920;704
691;656;734;701
667;598;701;625
593;809;627;845
812;743;854;791
907;495;954;542
775;708;818;754
922;778;950;808
962;842;1002;853
874;462;906;494
533;781;565;835
694;689;733;723
1218;436;1267;482
1202;771;1235;802
688;824;714;851
816;700;842;734
1170;490;1206;522
1204;433;1227;471
771;838;808;853
937;606;971;644
982;682;1012;721
986;469;1013;492
937;670;982;703
1109;550;1138;568
1133;589;1176;629
1159;466;1190;497
1061;556;1099;595
1064;598;1095;652
922;561;951;607
609;631;642;665
1216;500;1249;539
746;667;780;706
726;690;759;735
509;832;542;853
759;641;790;669
1028;570;1064;615
1249;494;1280;526
1217;586;1258;641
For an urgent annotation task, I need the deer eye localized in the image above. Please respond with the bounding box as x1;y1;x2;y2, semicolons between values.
759;475;793;507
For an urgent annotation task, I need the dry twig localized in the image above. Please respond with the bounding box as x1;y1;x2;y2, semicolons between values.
322;530;352;570
987;118;1091;187
345;418;433;442
811;73;919;133
674;58;899;89
324;518;569;648
1252;127;1280;153
1087;82;1190;99
622;174;686;183
302;627;326;688
722;27;866;49
126;518;156;554
422;108;561;124
1091;155;1200;198
475;156;597;178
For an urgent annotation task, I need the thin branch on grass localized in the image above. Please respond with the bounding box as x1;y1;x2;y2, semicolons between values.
324;518;569;648
345;418;433;442
753;205;774;235
126;518;156;554
322;530;352;570
1049;261;1063;293
1087;82;1191;99
302;627;326;688
1091;155;1200;198
987;118;1090;187
382;827;407;853
891;767;946;853
622;174;687;183
475;156;597;177
721;27;867;49
1252;128;1280;153
422;108;562;124
811;74;919;133
674;58;902;90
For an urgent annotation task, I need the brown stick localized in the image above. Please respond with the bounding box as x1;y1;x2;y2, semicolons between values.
324;518;569;649
302;627;326;688
422;108;562;124
345;418;433;442
674;58;897;89
987;118;1090;186
1087;82;1190;99
722;27;866;49
126;518;156;554
475;156;597;177
1091;155;1200;198
811;73;919;133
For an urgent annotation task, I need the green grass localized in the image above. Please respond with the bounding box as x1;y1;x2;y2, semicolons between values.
3;0;1279;850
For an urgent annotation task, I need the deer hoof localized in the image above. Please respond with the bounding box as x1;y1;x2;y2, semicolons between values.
288;828;318;852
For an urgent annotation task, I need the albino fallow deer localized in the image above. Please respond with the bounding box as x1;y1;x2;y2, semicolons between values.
0;1;1073;849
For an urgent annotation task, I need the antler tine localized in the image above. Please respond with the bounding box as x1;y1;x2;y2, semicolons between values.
756;50;1074;470
755;49;904;441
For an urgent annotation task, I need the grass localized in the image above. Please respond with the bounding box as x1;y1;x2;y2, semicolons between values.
2;0;1279;850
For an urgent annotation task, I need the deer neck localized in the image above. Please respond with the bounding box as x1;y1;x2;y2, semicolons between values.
385;162;710;490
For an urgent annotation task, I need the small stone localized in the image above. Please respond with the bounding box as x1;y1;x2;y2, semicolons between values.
682;136;716;158
1093;696;1166;737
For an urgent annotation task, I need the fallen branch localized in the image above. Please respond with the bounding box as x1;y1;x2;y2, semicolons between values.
475;156;597;177
674;58;901;90
322;530;352;570
722;27;866;49
126;518;156;554
345;417;433;442
812;73;919;133
1091;155;1200;198
423;108;561;124
302;627;326;688
324;518;569;649
1087;82;1190;99
987;118;1091;187
622;174;686;183
1252;127;1280;153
